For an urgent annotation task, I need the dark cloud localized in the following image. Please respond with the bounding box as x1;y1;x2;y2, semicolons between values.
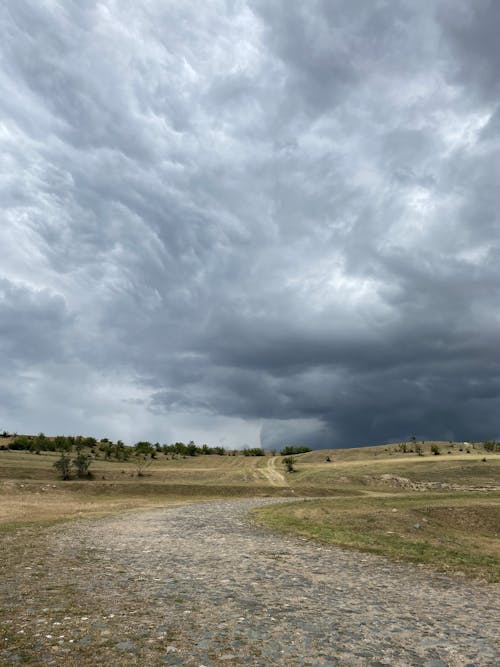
0;279;70;367
438;0;500;101
1;1;499;447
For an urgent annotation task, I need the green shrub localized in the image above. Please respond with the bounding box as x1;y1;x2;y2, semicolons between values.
280;446;312;455
9;436;32;450
54;454;72;480
243;448;265;456
73;452;92;478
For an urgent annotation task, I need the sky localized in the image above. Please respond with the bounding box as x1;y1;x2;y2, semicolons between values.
1;1;499;449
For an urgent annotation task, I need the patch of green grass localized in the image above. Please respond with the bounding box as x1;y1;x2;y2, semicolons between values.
254;493;500;582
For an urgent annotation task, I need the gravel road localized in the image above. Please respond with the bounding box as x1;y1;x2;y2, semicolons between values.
1;498;498;666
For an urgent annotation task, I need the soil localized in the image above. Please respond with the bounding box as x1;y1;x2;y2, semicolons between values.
1;498;498;666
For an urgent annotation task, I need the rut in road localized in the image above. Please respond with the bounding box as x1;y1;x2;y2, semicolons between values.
1;498;498;666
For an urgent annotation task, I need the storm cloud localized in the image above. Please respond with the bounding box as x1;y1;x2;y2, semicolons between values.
1;1;499;448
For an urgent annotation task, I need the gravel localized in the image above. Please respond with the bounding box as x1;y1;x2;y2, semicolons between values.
1;498;498;666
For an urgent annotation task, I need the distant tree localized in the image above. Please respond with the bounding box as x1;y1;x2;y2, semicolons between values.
9;436;32;450
280;446;311;455
415;443;424;456
186;440;199;456
115;440;127;461
73;451;92;478
282;456;296;473
174;442;187;457
431;444;440;456
53;435;71;453
134;441;154;476
29;438;42;455
101;442;114;460
54;453;72;480
121;444;132;461
53;435;73;479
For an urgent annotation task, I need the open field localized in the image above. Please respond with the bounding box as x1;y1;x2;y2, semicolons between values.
254;491;500;582
0;450;295;528
1;444;499;579
252;445;500;582
1;442;499;664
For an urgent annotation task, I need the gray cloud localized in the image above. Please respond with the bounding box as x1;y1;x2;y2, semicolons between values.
1;0;499;447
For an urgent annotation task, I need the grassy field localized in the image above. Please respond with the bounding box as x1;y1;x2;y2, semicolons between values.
253;491;500;582
252;443;500;582
0;449;295;528
1;442;499;580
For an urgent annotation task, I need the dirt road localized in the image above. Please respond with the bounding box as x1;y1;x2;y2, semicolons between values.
260;457;288;486
1;499;498;666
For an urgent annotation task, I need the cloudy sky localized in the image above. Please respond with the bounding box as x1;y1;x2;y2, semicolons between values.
1;1;499;449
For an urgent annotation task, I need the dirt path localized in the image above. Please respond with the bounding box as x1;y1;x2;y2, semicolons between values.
1;499;498;666
260;457;288;487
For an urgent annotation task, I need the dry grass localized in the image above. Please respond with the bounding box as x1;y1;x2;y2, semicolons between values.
298;440;490;462
1;445;499;532
254;492;500;582
0;451;297;529
290;451;500;492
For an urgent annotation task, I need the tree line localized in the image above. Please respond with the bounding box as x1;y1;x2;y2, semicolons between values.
1;432;313;457
1;434;227;458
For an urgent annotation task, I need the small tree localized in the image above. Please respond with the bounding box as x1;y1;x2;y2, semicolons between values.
54;453;72;480
415;443;424;456
282;456;296;473
73;451;92;478
134;441;154;476
431;444;440;456
53;436;72;480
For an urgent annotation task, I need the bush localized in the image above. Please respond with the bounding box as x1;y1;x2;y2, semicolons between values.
431;444;440;456
280;446;312;455
9;436;32;450
243;448;265;456
282;456;296;472
73;452;92;478
483;440;498;453
54;454;72;480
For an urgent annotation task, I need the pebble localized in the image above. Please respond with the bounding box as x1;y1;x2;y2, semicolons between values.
1;498;498;666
